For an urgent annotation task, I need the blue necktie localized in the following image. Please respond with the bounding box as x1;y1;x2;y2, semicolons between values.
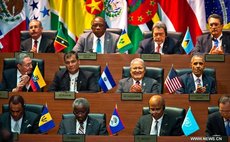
226;120;230;136
214;38;218;47
96;38;102;53
196;78;201;87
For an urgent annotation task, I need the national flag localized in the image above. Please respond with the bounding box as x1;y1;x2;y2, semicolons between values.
109;104;125;134
157;0;206;44
117;29;133;53
39;105;55;133
182;107;200;136
164;66;182;94
54;24;69;52
26;0;51;30
50;0;103;52
98;66;116;93
30;64;46;92
181;27;194;54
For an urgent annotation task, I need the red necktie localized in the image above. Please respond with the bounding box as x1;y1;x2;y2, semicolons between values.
34;40;38;53
156;44;160;53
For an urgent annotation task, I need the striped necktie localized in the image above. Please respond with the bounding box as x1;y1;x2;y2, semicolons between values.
78;123;84;134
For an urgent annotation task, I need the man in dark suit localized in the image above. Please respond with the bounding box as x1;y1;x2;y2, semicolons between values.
206;95;230;136
136;21;182;54
0;95;40;134
134;95;184;136
176;54;216;94
20;19;55;53
192;14;230;54
116;58;159;94
48;51;98;92
72;16;119;53
58;98;108;135
2;53;34;92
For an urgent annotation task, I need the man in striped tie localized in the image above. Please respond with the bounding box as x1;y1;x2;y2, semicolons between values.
58;98;108;135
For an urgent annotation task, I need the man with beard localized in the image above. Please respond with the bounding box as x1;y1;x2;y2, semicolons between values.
192;14;230;54
176;55;216;94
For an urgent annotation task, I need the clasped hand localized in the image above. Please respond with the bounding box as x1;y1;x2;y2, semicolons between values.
129;84;142;93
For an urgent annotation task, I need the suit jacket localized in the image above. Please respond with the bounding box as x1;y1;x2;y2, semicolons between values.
48;69;98;92
192;33;230;54
1;68;33;92
136;37;182;54
20;35;55;53
0;111;40;134
57;116;108;135
72;31;119;53
116;77;159;94
206;111;227;136
176;72;217;94
133;113;183;136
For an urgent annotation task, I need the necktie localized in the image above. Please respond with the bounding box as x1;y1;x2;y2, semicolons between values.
196;78;201;87
213;38;218;48
34;40;38;53
226;120;230;136
155;120;158;136
78;123;84;134
13;122;20;133
156;44;160;53
136;80;140;85
96;38;102;53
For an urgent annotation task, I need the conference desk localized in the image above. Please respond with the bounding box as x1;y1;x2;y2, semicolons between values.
0;53;230;93
17;135;195;142
0;93;225;136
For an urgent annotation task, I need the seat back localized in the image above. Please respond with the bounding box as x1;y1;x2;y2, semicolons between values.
83;28;122;35
59;65;101;92
142;106;186;119
62;113;106;124
3;58;44;76
175;68;216;80
208;106;219;114
2;104;44;116
20;30;57;41
143;31;183;41
122;66;164;93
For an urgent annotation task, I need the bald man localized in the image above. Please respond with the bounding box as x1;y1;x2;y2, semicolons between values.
134;95;184;136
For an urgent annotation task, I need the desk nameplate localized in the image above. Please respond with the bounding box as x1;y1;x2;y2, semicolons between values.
135;135;157;142
55;92;75;100
0;91;8;99
189;94;210;101
141;54;161;62
205;54;225;62
121;93;143;101
78;53;97;60
63;135;85;142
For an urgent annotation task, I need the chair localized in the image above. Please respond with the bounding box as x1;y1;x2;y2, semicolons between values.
142;31;183;42
3;58;44;76
83;28;122;35
62;113;106;124
59;65;101;92
20;30;57;41
208;106;219;114
175;68;216;79
122;66;164;94
2;104;43;116
142;106;186;120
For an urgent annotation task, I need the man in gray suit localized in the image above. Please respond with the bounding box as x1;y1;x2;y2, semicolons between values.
0;95;40;134
134;95;184;136
72;16;119;53
116;58;159;94
58;98;108;135
20;19;55;53
192;14;230;54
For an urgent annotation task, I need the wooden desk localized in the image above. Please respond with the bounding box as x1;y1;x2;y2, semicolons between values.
0;53;230;93
17;135;194;142
0;93;225;136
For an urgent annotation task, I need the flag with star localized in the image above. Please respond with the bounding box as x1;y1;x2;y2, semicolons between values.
54;24;69;52
27;0;51;30
50;0;103;52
